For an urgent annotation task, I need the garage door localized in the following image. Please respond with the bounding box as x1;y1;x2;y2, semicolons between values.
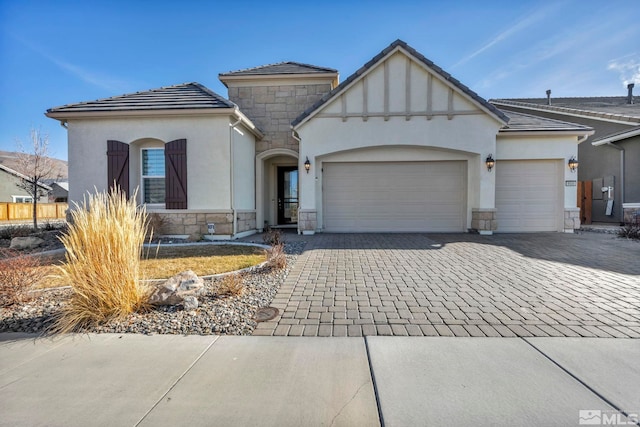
496;160;561;232
323;161;466;232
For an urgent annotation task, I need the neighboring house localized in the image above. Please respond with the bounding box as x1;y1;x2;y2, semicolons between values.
491;86;640;224
46;40;593;238
48;181;69;202
0;164;51;203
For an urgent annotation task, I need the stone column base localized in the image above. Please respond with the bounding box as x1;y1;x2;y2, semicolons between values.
298;209;317;235
564;208;580;233
236;210;257;233
471;208;497;234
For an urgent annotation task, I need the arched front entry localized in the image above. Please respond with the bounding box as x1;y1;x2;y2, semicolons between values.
256;148;299;231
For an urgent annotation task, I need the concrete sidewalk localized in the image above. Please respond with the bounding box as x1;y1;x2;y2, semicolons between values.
1;333;638;426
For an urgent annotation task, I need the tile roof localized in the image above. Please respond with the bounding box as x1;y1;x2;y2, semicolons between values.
219;61;337;76
591;125;640;145
491;97;640;123
292;39;509;128
497;110;593;133
46;83;235;114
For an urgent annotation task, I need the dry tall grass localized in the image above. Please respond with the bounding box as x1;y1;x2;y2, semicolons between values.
216;273;246;297
53;188;150;333
267;243;287;270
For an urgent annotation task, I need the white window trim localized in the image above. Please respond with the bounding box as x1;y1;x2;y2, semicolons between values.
12;195;34;203
141;148;165;207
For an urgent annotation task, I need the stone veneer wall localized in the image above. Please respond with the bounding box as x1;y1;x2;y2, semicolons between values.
153;211;234;238
227;84;332;153
298;210;317;234
564;208;580;232
471;208;497;233
236;211;257;233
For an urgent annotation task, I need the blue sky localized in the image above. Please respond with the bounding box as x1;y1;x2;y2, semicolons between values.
1;0;638;160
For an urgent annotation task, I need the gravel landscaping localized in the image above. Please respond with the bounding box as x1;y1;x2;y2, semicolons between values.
0;241;306;336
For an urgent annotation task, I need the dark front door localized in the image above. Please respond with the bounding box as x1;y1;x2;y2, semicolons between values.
277;166;298;225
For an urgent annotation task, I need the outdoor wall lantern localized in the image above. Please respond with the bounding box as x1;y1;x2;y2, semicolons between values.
568;157;578;172
304;157;311;174
485;154;495;172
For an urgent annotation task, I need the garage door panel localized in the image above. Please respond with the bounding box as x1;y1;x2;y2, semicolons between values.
496;160;560;232
323;161;466;232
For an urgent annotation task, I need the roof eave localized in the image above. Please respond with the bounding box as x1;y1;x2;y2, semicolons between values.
498;129;595;137
219;72;339;88
0;164;53;190
491;100;640;125
231;108;264;139
46;107;265;140
592;127;640;146
45;107;240;120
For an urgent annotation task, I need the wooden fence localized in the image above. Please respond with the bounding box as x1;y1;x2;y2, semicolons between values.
0;202;68;221
577;181;592;225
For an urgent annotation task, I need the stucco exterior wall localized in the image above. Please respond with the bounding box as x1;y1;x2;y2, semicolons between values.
66;115;234;209
294;48;505;233
232;123;256;210
298;114;500;231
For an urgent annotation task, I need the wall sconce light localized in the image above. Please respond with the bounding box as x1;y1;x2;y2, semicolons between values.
485;154;495;172
568;157;578;172
304;157;311;174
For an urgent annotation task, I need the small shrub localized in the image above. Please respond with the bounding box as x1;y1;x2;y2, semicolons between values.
0;225;32;240
216;273;245;297
619;223;640;240
263;228;283;246
43;221;57;231
267;243;287;270
0;249;45;307
52;188;150;333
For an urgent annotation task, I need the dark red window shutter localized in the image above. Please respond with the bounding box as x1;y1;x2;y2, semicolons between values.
165;139;187;209
106;140;130;198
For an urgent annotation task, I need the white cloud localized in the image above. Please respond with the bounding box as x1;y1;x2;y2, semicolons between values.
607;55;640;87
452;5;558;69
10;33;130;93
473;15;638;95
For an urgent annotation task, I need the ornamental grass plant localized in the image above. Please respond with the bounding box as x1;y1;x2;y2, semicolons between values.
53;188;150;333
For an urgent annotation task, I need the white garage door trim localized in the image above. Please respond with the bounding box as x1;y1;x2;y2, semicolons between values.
495;160;562;232
322;161;467;232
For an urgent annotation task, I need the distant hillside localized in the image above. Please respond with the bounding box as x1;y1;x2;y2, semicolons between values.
0;150;68;180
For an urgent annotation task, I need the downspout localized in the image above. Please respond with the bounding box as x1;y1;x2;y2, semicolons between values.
292;130;302;235
230;115;242;238
60;120;68;129
603;142;625;223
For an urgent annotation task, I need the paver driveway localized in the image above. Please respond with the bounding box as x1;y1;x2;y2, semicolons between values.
253;232;640;337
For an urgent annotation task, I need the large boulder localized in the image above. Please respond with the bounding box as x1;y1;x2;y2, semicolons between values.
149;270;205;308
9;236;44;250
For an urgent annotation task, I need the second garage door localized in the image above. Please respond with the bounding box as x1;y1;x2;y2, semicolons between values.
323;161;466;232
495;160;562;232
